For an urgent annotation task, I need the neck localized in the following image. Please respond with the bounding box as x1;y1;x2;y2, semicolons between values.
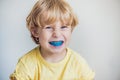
39;47;67;63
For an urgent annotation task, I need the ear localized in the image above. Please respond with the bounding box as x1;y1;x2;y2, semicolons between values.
30;27;39;37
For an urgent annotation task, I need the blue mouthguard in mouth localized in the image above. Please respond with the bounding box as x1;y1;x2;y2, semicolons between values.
49;41;64;47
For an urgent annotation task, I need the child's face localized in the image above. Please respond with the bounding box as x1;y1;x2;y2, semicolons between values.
37;20;72;54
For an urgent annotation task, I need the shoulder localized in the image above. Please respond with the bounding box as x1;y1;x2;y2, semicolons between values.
67;48;86;63
17;46;40;69
20;46;39;62
67;48;95;79
10;46;40;79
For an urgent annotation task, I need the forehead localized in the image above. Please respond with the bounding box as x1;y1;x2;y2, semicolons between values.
40;12;72;27
45;20;69;26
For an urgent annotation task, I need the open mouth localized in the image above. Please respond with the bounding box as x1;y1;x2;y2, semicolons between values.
49;41;64;47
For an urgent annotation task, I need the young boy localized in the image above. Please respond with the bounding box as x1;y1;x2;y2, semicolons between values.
10;0;95;80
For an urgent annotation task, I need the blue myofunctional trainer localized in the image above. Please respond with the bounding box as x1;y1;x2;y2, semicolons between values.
49;41;63;47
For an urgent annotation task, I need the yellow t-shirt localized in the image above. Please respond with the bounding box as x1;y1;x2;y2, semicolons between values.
10;46;95;80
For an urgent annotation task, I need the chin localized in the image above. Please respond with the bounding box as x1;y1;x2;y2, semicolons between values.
50;46;66;54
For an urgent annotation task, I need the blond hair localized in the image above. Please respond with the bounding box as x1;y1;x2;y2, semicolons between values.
26;0;78;44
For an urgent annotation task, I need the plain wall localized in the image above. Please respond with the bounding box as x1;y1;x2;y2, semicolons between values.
0;0;120;80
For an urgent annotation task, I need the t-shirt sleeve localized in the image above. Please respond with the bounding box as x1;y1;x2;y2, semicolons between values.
80;57;95;80
10;58;33;80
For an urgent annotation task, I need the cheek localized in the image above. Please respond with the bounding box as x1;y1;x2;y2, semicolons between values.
64;31;72;40
38;32;51;42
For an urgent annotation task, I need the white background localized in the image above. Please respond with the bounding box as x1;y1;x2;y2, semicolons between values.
0;0;120;80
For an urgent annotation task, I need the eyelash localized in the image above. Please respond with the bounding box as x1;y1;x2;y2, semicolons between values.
61;26;68;29
45;26;52;29
44;26;69;30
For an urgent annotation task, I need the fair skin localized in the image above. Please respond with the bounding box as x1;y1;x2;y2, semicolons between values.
31;20;73;63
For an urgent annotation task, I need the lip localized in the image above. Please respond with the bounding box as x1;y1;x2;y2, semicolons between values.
49;40;64;47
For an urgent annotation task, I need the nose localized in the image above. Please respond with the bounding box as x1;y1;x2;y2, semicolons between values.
52;29;61;38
